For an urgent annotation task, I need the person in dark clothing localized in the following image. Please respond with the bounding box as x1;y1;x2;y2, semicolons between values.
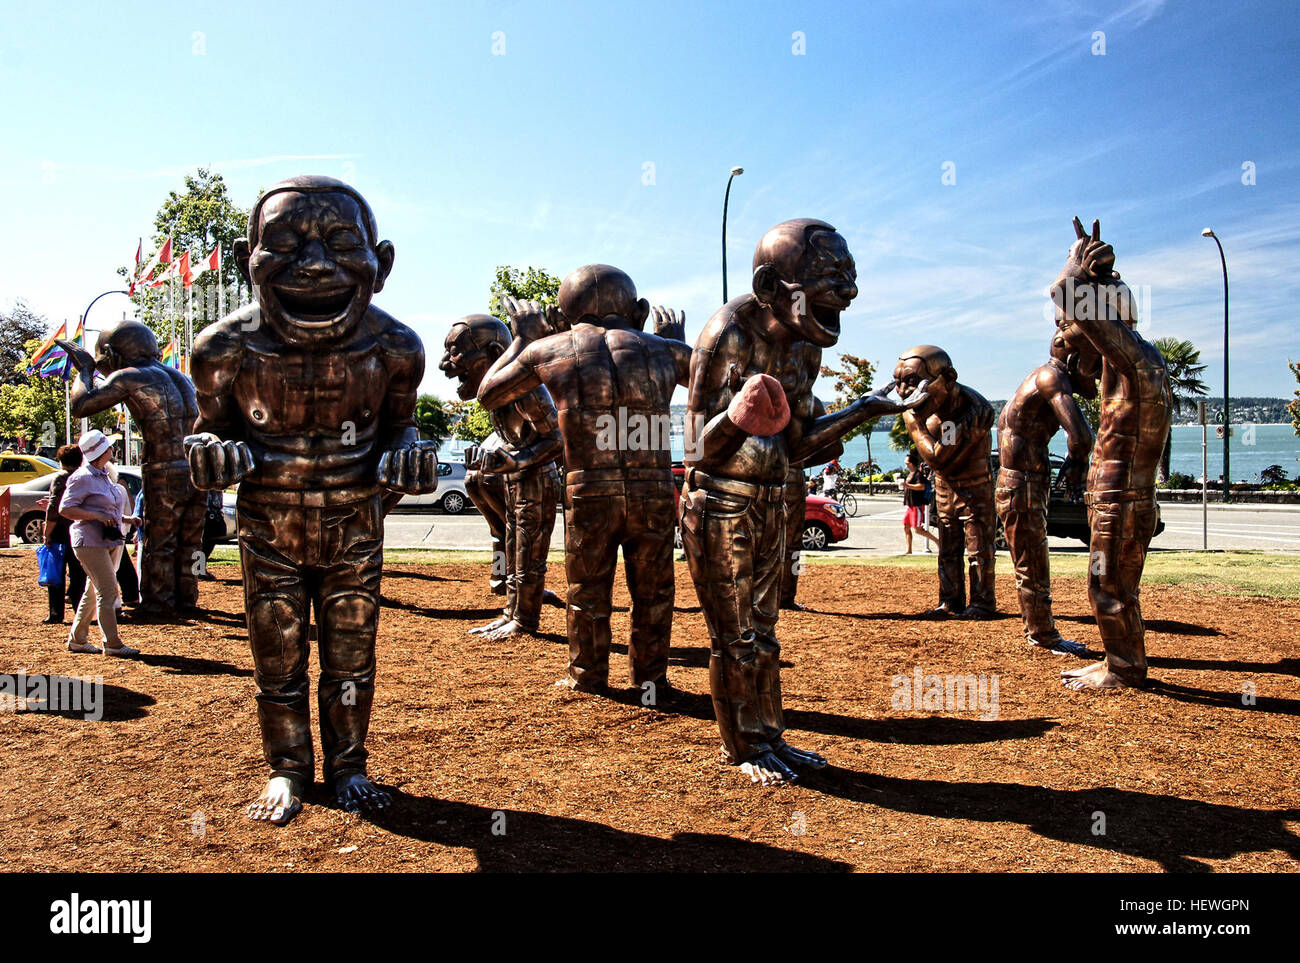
901;449;939;554
42;444;87;624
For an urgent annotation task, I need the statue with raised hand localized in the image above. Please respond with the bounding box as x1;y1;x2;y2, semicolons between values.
62;321;206;615
440;313;563;639
478;268;691;698
188;175;439;825
1052;218;1171;691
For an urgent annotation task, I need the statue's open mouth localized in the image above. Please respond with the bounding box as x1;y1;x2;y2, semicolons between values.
273;285;357;325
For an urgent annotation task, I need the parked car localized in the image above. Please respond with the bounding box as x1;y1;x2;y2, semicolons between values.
0;452;59;487
396;461;471;514
9;467;237;546
669;462;850;551
988;452;1164;547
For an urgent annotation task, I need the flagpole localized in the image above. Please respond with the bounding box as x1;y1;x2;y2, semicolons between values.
64;330;72;444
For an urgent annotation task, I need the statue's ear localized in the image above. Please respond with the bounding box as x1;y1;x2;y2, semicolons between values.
752;263;781;306
372;240;395;293
233;238;252;288
483;341;505;364
632;298;650;328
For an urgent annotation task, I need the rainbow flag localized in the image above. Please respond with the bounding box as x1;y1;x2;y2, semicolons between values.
161;337;180;368
27;318;84;379
26;321;67;373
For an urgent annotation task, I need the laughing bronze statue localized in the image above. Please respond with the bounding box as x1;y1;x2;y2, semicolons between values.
683;219;926;785
478;266;690;696
440;314;562;639
188;175;441;825
896;345;997;620
779;390;842;611
1052;218;1171;691
996;333;1098;654
61;321;206;615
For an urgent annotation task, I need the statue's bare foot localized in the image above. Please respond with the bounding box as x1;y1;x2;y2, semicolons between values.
780;600;808;612
246;775;303;826
469;616;509;635
773;738;828;771
923;605;962;618
1061;661;1142;691
486;618;536;641
739;750;799;786
543;590;565;609
554;675;606;694
961;606;996;621
335;772;391;814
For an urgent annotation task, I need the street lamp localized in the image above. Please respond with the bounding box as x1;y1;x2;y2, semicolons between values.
1202;228;1230;502
722;166;744;303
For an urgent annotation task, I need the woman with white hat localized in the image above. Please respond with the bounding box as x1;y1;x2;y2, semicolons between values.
56;429;140;656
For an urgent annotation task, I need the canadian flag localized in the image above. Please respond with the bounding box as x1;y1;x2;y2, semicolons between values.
136;237;172;283
128;239;142;295
186;244;219;286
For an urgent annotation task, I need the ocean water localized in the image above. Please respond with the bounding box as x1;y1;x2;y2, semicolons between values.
652;423;1300;483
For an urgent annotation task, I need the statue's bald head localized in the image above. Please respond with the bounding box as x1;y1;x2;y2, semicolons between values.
96;320;160;374
752;218;838;281
248;175;379;247
896;345;955;382
448;313;511;352
558;264;650;329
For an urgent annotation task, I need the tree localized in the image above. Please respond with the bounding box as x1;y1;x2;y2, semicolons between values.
1288;361;1300;438
488;265;561;330
820;353;879;493
0;337;114;444
415;395;454;445
0;300;47;387
1260;464;1289;485
449;401;494;443
1152;337;1209;481
121;168;251;348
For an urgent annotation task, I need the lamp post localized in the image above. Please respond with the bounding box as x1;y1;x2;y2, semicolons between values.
722;166;744;303
1202;228;1229;502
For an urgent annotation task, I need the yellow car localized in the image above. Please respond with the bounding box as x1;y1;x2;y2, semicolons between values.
0;452;59;487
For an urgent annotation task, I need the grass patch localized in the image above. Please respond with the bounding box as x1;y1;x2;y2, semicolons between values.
206;547;1300;598
853;549;1300;599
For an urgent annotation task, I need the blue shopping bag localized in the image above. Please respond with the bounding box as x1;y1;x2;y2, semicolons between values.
37;542;65;587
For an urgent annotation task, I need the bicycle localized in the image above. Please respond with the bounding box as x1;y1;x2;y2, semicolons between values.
824;487;858;517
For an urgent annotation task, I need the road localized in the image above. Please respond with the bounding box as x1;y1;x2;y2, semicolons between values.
383;496;1300;556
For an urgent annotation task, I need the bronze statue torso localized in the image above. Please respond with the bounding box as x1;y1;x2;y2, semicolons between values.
998;362;1074;475
1091;335;1172;494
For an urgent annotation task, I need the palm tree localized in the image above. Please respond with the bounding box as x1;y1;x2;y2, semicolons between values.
1152;338;1209;482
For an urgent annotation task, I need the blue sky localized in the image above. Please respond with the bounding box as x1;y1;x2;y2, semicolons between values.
1;0;1296;403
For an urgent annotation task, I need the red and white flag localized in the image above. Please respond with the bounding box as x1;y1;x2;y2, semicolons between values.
136;237;172;282
186;244;219;286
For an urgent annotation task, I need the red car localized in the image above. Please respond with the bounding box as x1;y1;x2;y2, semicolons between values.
670;463;849;551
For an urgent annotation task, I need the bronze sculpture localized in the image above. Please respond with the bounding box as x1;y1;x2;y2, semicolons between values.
188;175;441;824
683;219;925;785
463;434;510;596
1052;218;1172;691
779;390;841;611
478;266;690;694
61;321;205;615
996;333;1097;654
440;314;562;638
896;345;997;620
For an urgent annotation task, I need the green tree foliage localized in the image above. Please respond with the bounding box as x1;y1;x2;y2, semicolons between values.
415;394;454;444
488;265;561;331
0;337;114;443
121;168;251;346
820;353;880;492
1153;337;1209;480
0;300;47;387
450;401;494;444
1288;361;1300;438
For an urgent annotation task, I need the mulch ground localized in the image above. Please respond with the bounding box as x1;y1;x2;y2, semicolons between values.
1;550;1297;873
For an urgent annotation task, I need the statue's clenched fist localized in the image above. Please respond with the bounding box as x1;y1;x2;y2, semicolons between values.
464;444;518;474
856;378;930;420
727;373;791;437
377;440;442;494
185;433;255;490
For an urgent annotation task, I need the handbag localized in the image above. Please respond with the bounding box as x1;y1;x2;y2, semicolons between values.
37;542;66;587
